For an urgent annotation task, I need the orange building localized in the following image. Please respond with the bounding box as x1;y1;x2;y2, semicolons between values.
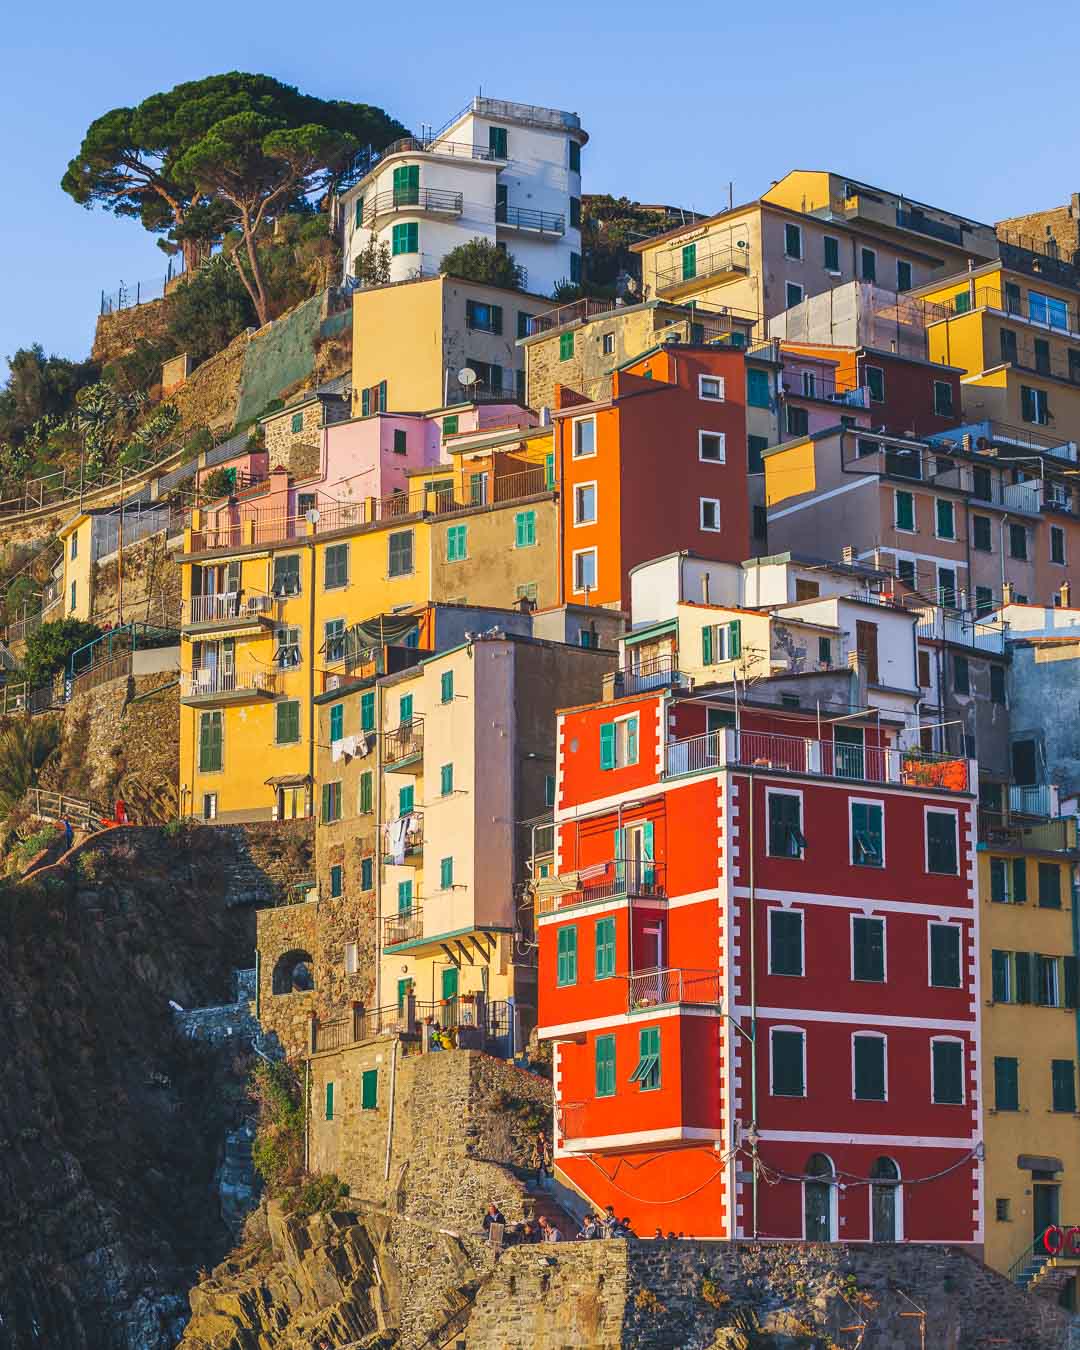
551;345;750;614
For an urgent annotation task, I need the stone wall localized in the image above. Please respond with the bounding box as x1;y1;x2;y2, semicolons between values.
170;327;253;435
263;401;324;475
90;529;182;629
255;899;318;1058
998;197;1080;261
92;297;173;365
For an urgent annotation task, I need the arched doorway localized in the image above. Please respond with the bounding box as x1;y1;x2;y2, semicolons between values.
804;1153;836;1241
871;1156;901;1242
272;949;315;995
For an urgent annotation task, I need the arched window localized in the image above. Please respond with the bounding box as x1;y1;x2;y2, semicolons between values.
272;949;315;995
871;1156;901;1242
804;1152;836;1242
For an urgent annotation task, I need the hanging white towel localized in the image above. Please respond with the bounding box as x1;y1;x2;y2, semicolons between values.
390;815;409;865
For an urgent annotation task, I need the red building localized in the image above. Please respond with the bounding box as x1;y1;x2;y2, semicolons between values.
537;677;982;1246
552;344;750;613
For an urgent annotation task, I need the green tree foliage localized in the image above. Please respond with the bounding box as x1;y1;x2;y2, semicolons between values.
440;237;521;289
0;717;61;817
0;346;97;449
250;1059;305;1191
24;619;102;685
164;255;255;363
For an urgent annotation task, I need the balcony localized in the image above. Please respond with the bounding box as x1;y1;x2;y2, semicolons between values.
929;420;1078;465
654;245;750;299
664;727;969;792
914;608;1007;653
382;812;424;866
781;371;871;409
536;859;667;916
894;206;964;247
627;966;722;1013
180;668;278;705
362;186;463;229
384;906;424;950
979;807;1076;852
182;591;275;633
495;203;565;236
383;717;423;772
606;655;688;699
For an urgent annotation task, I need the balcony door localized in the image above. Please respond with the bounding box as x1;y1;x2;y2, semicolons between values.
616;821;655;893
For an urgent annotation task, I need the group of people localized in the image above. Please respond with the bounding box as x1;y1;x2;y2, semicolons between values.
482;1201;634;1246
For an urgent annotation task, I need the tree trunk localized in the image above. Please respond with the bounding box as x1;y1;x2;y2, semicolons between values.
237;210;270;328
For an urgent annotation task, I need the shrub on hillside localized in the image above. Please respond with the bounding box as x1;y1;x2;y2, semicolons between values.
250;1059;304;1191
440;237;521;289
24;618;101;685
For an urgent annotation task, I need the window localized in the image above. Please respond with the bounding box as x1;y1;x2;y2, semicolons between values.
852;916;885;982
545;774;555;807
784;222;803;259
985;664;1004;706
276;700;300;745
1021;385;1050;425
865;365;885;403
975;586;994;617
938;567;957;607
443;414;459;437
360;690;375;732
469;471;490;506
1029;291;1069;330
926;810;958;874
359;1068;378;1111
680;241;697;280
701;619;742;664
972;514;992;552
619;1024;661;1093
786;405;809;437
514;510;537;547
573;548;597;593
896;259;913;291
931;1039;964;1105
860;247;876;282
324;618;345;663
770;1028;805;1097
274;626;300;669
198;711;223;773
930;924;962;989
953;655;969;694
359;771;373;814
747;435;768;475
556;926;577;985
816;635;832;666
933;381;954;418
329;703;344;743
595;916;616;979
595;1034;616;1097
753;504;767;539
325;1081;335;1120
894;490;915;531
391;427;408;455
329;865;342;898
439;670;454;705
769;908;803;977
567;195;581;228
995;1198;1011;1222
1006;521;1027;560
439;856;454;890
1036;954;1061;1007
355;855;371;893
388;530;413;577
391;221;418;255
768;791;805;858
850;801;884;868
917;650;931;687
1039;863;1062;909
570;252;581;284
324;543;348;589
1051;526;1066;565
446;523;467;562
699;374;725;401
557;330;576;364
343;941;359;975
994;1057;1019;1111
747;367;771;408
391;163;419;205
572;416;595;456
1033;337;1052;375
853;1034;886;1101
486;124;507;158
785;282;804;310
440;763;453;796
568;138;581;172
321;781;342;823
289;410;304;434
935;498;955;540
69;581;77;611
1053;1060;1077;1112
397;879;412;912
574;482;596;524
698;431;725;462
269;555;300;599
600;714;639;770
991;949;1013;1002
465;299;503;334
823;235;840;272
700;498;721;531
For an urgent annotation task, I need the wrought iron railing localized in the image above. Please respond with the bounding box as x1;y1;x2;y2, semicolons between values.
382;812;424;863
496;203;566;234
781;372;870;408
536;859;667;914
362;186;463;226
627;966;722;1011
183;592;274;625
181;668;278;699
382;717;423;767
384;907;423;948
654;245;750;292
914;609;1007;653
609;655;687;696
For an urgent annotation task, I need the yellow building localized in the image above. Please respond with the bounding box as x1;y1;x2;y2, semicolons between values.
55;513;93;621
178;463;558;822
980;809;1080;1288
915;261;1080;445
351;274;551;414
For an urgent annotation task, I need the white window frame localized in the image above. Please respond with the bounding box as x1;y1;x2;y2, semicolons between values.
767;905;805;978
934;496;956;541
865;364;885;403
851;1030;889;1102
613;712;640;768
769;1023;807;1098
705;620;740;663
849;912;888;983
765;785;805;861
867;1158;904;1241
344;941;359;975
924;805;961;876
202;792;218;820
602;332;615;356
698;429;726;463
785;281;804;309
700;497;722;532
572;415;597;459
930;1034;967;1105
927;921;963;990
698;374;725;401
573;480;597;526
784;222;804;261
894;489;916;533
571;546;597;595
848;796;885;868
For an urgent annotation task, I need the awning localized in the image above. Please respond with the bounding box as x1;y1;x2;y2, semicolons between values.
1018;1154;1064;1173
265;774;312;789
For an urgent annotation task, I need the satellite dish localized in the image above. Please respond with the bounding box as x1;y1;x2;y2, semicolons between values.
458;367;478;387
305;508;321;524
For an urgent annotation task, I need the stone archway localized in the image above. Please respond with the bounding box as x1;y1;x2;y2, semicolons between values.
272;948;315;995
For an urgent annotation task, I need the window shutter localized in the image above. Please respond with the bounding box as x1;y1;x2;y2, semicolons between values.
626;717;638;764
994;1056;1018;1111
362;387;371;417
595;917;615;979
770;909;803;976
398;880;412;912
853;917;884;981
1012;858;1027;902
728;620;741;658
931;926;961;988
854;1036;885;1100
557;926;577;985
771;1029;804;1096
1015;951;1033;1004
595;1035;615;1096
321;783;331;822
1065;957;1079;1010
325;1082;334;1120
600;723;616;770
932;1041;963;1104
702;625;713;665
991;950;1011;1002
361;1069;378;1110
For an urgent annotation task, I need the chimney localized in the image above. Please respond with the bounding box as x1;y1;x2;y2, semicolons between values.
1061;581;1072;608
842;545;855;565
1002;582;1015;605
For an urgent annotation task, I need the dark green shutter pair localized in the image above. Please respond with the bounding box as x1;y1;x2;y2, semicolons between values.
854;1036;885;1100
852;917;884;981
769;909;803;976
557;926;577;985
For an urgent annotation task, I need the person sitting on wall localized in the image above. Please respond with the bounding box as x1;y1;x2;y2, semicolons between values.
577;1214;600;1240
482;1202;506;1235
652;1227;663;1241
538;1216;562;1243
600;1205;619;1238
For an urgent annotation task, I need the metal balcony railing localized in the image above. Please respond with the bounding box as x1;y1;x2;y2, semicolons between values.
914;608;1007;653
183;591;274;625
181;668;278;699
654;245;750;294
894;207;964;247
383;716;423;767
496;203;566;234
781;372;871;408
384;907;423;948
382;812;424;864
535;859;667;915
627;966;722;1011
929;285;1080;337
362;186;463;227
929;419;1078;465
608;655;687;697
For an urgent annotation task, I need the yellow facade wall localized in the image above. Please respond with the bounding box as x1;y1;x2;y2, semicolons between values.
764;438;817;507
760;170;831;214
57;515;94;621
352;277;445;413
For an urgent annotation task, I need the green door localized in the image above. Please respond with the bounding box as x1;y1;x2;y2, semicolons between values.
681;243;697;280
441;967;459;1000
397;977;413;1011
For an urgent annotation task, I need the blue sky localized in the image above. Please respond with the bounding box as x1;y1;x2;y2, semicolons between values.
4;0;1080;363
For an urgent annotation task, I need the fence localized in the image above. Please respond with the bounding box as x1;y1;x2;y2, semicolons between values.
26;787;107;832
100;255;187;315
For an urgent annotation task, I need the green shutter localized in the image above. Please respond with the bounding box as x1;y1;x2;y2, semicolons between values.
199;712;223;773
991;949;1011;1003
770;909;803;976
440;763;454;796
932;1041;963;1104
896;491;914;530
595;1034;616;1097
851;802;883;867
1015;951;1033;1005
595;917;616;979
399;694;413;724
1012;858;1027;902
852;917;884;981
854;1036;886;1100
360;772;372;813
728;620;741;658
600;723;616;770
681;243;696;280
544;452;555;488
930;925;961;988
1052;1060;1077;1112
994;1056;1019;1111
325;1081;335;1120
361;691;375;731
557;926;578;986
771;1029;804;1096
330;703;344;741
361;1069;378;1110
629;1025;661;1090
1065;957;1079;1010
399;784;414;815
440;856;454;889
361;856;373;890
1039;863;1062;909
626;716;638;764
441;670;454;703
936;499;954;539
329;865;343;898
441;967;459;1000
398;880;413;912
560;331;574;361
321;783;331;822
702;624;713;665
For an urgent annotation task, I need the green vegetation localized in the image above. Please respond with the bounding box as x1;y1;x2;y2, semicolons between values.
24;618;102;685
282;1173;350;1217
249;1058;305;1191
199;467;237;503
440;237;521;289
12;824;59;867
0;717;62;817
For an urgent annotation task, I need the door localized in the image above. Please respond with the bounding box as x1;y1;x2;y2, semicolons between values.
625;821;656;892
1034;1184;1060;1246
855;620;879;683
871;1157;900;1241
804;1154;835;1241
834;726;865;780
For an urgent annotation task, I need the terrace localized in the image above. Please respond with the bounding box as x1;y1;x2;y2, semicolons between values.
536;859;667;916
180;668;278;705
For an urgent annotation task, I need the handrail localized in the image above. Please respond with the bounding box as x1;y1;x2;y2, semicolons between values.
183;592;275;626
627;966;722;1010
536;859;667;914
383;716;424;766
384;907;424;947
362;186;463;227
654;245;750;292
180;668;278;698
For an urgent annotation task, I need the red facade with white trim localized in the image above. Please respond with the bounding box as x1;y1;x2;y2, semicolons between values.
538;687;982;1244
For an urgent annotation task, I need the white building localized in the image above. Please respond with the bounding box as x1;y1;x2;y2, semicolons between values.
337;96;586;299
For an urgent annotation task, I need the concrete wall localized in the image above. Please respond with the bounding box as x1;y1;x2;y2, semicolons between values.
1009;638;1080;789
